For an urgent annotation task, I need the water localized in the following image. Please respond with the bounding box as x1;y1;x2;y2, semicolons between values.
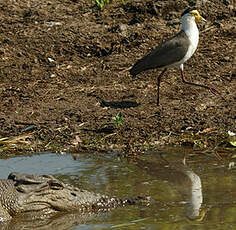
0;149;236;229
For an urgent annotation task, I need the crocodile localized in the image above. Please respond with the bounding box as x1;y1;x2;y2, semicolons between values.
0;172;148;221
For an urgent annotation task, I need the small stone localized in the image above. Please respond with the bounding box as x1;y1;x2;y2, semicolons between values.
195;103;207;111
119;23;128;37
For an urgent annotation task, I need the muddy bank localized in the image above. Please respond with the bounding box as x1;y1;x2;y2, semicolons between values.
0;0;235;154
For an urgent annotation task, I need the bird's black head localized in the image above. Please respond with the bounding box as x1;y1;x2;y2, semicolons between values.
181;7;197;17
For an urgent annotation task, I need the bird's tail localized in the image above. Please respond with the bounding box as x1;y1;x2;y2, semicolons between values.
130;56;150;76
129;61;143;76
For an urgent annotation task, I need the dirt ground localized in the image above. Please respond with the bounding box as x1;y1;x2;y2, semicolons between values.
0;0;235;154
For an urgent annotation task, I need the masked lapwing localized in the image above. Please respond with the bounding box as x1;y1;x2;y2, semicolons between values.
130;7;218;105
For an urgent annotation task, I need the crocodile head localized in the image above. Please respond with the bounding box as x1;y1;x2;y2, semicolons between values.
8;172;107;214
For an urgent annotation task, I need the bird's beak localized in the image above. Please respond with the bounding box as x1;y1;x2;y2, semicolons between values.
196;15;206;23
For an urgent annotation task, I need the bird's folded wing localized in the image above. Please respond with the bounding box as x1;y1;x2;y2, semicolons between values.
130;30;190;76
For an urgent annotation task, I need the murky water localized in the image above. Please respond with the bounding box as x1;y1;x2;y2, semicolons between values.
0;149;236;229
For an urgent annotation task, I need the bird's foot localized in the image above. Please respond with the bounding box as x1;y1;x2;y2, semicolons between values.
208;86;227;102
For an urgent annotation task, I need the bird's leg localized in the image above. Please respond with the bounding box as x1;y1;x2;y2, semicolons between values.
180;68;220;95
157;68;167;106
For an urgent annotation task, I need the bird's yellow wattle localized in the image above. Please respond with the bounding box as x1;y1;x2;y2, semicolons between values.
190;10;206;24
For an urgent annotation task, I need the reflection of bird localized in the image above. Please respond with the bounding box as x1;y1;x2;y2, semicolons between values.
135;157;205;221
130;8;218;105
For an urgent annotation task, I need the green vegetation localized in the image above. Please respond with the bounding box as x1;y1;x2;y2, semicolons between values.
112;112;124;128
92;0;110;9
91;0;127;10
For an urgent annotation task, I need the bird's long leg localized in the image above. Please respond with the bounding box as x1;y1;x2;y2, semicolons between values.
157;68;167;106
180;69;220;95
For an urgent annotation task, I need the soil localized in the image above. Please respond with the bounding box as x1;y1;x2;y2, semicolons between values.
0;0;235;155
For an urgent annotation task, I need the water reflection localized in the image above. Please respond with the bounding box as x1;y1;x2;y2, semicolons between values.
135;156;204;220
0;150;235;229
0;212;109;230
184;165;204;220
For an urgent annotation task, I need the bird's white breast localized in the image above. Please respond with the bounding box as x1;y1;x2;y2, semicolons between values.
181;16;199;64
168;16;199;69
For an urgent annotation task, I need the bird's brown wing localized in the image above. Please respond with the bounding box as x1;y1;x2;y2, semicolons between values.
130;30;190;76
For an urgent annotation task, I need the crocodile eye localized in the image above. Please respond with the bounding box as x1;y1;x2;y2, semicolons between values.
48;180;64;190
71;192;77;197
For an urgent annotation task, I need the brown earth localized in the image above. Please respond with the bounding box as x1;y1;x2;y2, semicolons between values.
0;0;235;155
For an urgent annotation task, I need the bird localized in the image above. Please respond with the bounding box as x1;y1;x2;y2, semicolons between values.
130;7;218;106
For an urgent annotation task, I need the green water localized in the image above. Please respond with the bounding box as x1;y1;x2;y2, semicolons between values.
0;149;236;229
